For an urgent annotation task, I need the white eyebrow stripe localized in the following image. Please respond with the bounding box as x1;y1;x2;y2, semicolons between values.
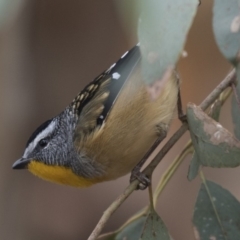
23;120;56;158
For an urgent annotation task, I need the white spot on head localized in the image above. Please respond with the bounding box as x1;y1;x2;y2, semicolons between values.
23;120;56;158
99;115;104;119
121;51;128;59
112;72;121;80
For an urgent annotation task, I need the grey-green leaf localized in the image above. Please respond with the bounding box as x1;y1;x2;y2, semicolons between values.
213;0;240;65
97;216;146;240
193;180;240;239
137;0;198;97
187;103;240;168
115;216;146;240
97;232;116;240
140;208;170;240
187;152;201;181
231;66;240;140
188;99;223;181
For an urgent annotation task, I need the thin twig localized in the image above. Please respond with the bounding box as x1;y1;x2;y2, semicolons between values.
200;69;235;110
87;69;236;240
87;180;138;240
153;140;193;207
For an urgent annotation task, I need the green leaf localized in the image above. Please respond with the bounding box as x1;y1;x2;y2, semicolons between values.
187;103;240;168
187;152;200;181
98;216;146;240
137;0;198;98
188;99;223;181
97;232;116;240
193;180;240;239
98;209;170;240
115;216;146;240
213;0;240;65
140;208;170;240
232;67;240;140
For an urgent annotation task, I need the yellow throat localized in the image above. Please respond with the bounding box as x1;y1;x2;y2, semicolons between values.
28;161;101;187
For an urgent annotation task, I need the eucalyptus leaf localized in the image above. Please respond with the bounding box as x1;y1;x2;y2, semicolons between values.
231;66;240;140
188;152;200;181
98;216;146;240
193;180;240;239
97;232;116;240
140;208;170;240
188;99;223;180
137;0;198;98
116;216;146;240
187;103;240;168
213;0;240;65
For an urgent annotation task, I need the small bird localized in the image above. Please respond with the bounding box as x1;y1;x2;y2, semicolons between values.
12;45;178;187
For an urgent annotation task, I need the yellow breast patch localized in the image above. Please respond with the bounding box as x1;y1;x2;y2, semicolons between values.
28;161;101;187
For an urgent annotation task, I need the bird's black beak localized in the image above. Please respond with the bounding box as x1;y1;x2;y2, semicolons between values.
12;158;31;169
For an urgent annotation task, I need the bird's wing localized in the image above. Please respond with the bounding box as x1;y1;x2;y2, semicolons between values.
71;45;141;142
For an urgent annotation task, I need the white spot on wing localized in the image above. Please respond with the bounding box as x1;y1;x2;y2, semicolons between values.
109;63;116;69
23;120;56;158
106;63;116;73
112;72;121;80
121;51;128;59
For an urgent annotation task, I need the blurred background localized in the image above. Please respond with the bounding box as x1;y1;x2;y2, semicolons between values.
0;1;238;239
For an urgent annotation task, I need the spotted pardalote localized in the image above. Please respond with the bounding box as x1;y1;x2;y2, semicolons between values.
12;44;178;187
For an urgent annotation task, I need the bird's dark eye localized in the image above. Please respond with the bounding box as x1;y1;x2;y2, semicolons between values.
39;139;48;148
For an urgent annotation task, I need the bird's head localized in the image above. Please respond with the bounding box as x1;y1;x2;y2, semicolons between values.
12;111;101;187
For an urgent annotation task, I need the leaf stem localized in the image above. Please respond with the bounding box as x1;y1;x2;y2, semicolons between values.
148;179;154;211
153;140;193;207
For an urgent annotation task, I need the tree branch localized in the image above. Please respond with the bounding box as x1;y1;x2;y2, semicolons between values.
87;68;236;240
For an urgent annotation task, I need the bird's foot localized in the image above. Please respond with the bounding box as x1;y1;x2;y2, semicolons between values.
130;168;151;190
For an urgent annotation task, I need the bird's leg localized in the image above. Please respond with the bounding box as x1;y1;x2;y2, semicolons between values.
130;125;167;190
130;77;186;190
175;72;187;123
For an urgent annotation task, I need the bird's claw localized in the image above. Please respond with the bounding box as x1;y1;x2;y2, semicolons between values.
130;170;151;190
